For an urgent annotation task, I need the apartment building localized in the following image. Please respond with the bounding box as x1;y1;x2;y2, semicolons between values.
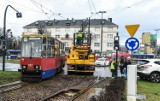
23;18;118;55
142;32;154;54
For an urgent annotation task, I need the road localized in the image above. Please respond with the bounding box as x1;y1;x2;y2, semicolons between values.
0;62;20;71
0;57;120;77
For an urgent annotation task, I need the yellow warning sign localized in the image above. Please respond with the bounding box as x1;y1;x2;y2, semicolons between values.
125;24;140;37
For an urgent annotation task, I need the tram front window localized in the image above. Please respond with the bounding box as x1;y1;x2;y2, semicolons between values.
21;38;42;57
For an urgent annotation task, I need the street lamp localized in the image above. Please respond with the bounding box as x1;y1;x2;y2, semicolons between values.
155;29;160;57
98;11;106;56
2;5;22;71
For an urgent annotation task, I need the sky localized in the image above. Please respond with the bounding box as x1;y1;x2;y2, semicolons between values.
0;0;160;45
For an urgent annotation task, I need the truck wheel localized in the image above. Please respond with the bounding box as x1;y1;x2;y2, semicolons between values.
150;72;160;83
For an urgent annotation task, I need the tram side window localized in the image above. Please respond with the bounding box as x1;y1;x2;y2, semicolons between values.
42;45;46;57
55;40;60;57
47;39;52;57
60;42;65;55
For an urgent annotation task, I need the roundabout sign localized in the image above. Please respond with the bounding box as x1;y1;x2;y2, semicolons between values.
125;24;140;51
125;37;139;51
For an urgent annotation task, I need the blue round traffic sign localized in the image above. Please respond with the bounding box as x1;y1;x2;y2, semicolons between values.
125;37;139;51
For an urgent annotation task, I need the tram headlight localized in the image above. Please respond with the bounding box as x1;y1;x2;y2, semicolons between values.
35;66;39;69
34;65;40;70
22;65;26;69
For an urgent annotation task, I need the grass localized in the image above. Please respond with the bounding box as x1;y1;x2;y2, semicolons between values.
137;79;160;101
0;71;21;85
5;59;20;64
0;70;159;101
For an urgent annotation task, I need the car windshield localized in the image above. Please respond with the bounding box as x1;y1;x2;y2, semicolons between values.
97;58;106;61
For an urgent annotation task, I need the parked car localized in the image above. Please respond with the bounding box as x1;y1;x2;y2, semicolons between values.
133;59;160;83
95;58;109;66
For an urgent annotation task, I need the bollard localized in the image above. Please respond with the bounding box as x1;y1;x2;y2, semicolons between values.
127;65;137;101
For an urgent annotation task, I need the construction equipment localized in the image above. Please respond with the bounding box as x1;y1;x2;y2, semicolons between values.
66;19;95;72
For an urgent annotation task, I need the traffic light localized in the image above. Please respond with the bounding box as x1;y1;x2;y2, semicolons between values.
16;12;22;18
114;35;119;50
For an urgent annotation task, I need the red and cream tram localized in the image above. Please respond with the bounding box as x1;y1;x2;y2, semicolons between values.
18;33;66;82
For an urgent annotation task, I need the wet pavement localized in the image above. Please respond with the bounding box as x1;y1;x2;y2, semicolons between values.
0;57;120;77
0;63;20;71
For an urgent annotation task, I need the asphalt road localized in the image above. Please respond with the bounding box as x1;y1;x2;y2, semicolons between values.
0;57;119;77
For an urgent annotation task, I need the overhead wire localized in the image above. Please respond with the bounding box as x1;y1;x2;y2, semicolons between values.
88;0;93;14
6;0;43;13
105;0;151;17
87;0;100;18
30;0;50;19
30;0;65;19
90;0;97;13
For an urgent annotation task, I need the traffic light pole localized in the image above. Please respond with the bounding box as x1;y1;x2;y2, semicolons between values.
115;48;118;77
114;33;119;77
2;5;22;71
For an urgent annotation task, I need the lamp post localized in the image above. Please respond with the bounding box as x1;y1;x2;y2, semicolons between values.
98;11;106;56
2;5;22;71
155;29;160;58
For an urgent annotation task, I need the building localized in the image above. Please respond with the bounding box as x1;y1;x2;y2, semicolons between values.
141;32;154;54
23;18;118;55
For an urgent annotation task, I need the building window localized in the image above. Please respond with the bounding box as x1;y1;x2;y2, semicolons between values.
94;34;100;39
108;27;113;31
55;35;60;39
46;28;51;34
95;27;100;32
74;28;80;32
94;43;100;47
64;42;69;46
55;28;61;32
107;43;113;47
107;34;113;38
65;28;70;32
27;28;32;32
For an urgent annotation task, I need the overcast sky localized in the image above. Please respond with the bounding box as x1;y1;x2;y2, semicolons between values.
0;0;160;45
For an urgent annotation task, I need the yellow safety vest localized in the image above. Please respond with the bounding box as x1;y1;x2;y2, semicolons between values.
118;62;121;66
77;32;83;37
110;61;115;70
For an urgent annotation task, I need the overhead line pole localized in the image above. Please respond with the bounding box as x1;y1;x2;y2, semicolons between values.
98;11;106;56
155;29;160;58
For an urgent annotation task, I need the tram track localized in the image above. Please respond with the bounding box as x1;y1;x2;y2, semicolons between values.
0;81;27;94
42;76;106;101
2;75;100;101
42;76;90;101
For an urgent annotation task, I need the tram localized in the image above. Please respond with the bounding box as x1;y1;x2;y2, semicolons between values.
18;33;66;82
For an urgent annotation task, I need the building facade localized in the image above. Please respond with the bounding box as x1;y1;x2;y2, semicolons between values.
142;32;154;54
23;18;118;55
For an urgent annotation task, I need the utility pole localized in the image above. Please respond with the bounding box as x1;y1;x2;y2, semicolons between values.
155;29;160;58
98;11;106;56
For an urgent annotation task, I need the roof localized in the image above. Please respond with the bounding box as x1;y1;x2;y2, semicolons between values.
23;19;118;28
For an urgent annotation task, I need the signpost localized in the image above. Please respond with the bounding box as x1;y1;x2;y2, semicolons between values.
125;24;140;101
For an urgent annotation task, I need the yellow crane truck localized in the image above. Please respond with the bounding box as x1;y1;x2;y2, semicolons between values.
66;28;96;73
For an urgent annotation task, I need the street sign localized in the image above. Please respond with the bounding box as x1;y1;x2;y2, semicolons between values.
125;37;139;51
125;24;140;37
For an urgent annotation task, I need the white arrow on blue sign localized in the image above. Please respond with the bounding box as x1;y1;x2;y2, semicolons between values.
125;37;140;51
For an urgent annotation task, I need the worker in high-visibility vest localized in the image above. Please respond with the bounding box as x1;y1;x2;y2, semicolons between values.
77;31;83;45
109;59;116;78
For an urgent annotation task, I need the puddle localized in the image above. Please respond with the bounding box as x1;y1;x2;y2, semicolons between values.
57;89;81;97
